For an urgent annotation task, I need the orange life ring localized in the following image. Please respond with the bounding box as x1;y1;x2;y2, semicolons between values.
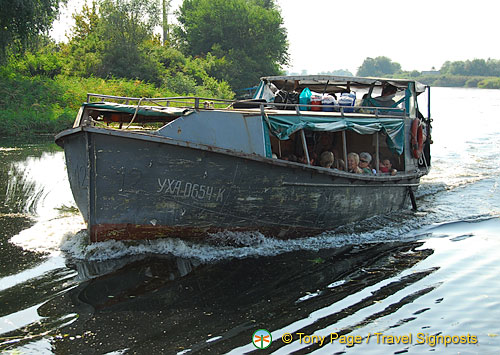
411;119;424;159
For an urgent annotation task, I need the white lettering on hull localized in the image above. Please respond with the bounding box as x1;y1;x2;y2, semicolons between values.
157;178;225;202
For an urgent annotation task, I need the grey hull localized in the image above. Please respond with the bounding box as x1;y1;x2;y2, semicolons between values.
56;126;421;242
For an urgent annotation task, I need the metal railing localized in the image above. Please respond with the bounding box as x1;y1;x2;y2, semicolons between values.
86;93;235;110
85;93;407;119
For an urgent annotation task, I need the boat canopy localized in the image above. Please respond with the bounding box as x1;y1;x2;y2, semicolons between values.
264;114;405;154
256;75;426;96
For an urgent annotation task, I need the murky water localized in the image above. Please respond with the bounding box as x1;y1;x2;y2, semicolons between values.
1;87;500;354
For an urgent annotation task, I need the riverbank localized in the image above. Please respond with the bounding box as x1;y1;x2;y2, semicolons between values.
0;68;188;136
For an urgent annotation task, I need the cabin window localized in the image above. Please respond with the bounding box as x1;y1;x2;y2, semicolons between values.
269;129;404;174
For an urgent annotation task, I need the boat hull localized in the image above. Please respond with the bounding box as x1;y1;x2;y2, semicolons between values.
57;127;418;242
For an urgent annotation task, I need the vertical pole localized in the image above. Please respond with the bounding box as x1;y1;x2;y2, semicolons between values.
300;130;311;165
342;131;348;171
375;132;380;173
427;86;431;119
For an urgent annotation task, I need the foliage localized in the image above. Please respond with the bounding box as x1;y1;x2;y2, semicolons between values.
0;43;234;137
0;0;66;63
60;0;233;96
175;0;289;89
360;56;500;90
0;64;181;136
64;0;162;83
7;40;64;79
356;56;402;77
440;59;500;77
477;78;500;89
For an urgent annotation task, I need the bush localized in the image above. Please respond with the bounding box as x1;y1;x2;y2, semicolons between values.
478;78;500;89
0;63;234;137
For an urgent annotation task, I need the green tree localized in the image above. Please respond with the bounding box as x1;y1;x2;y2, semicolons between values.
441;59;500;77
65;0;162;83
0;0;66;63
60;0;233;97
175;0;289;89
356;56;402;77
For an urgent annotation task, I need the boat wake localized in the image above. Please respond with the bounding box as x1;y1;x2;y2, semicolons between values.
53;210;498;265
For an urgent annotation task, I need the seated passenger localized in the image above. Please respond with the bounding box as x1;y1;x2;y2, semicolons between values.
332;149;345;170
359;152;374;174
298;153;316;165
319;151;334;168
282;154;297;162
309;150;318;166
347;152;363;174
375;84;398;107
379;158;397;175
360;84;401;115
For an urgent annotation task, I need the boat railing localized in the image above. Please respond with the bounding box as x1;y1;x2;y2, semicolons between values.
85;93;407;120
86;93;235;109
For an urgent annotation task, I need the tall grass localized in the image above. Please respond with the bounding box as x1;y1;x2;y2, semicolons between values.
0;68;196;137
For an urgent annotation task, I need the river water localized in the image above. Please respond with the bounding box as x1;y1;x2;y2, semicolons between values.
1;87;500;354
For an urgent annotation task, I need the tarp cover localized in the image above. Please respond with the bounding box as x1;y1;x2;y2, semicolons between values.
265;114;405;154
83;102;191;117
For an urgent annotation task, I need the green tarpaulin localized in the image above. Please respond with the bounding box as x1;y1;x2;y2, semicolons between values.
264;114;405;154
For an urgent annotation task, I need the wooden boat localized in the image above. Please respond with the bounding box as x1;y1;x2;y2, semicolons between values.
55;75;432;242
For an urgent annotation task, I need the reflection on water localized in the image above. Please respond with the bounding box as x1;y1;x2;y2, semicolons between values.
5;151;73;219
2;88;500;354
44;242;433;354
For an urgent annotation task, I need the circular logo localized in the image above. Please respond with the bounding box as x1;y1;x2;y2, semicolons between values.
252;329;272;349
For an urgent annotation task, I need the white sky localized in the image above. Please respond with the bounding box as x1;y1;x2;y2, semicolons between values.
51;0;500;75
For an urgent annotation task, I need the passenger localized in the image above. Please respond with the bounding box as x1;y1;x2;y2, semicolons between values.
379;158;397;175
282;154;298;162
319;151;334;168
375;83;398;107
359;152;374;174
309;150;318;166
298;153;316;165
347;152;363;174
332;149;346;170
381;83;397;97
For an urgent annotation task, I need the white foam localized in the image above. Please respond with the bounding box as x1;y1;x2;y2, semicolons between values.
10;215;86;256
57;211;435;263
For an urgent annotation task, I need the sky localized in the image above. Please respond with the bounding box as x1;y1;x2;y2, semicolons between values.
51;0;500;75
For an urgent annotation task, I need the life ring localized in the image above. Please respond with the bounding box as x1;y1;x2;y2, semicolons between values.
411;119;424;159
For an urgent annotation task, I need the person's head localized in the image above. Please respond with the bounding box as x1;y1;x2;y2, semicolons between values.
381;84;397;97
359;152;372;169
319;151;334;168
283;154;297;162
379;158;392;172
347;152;360;171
